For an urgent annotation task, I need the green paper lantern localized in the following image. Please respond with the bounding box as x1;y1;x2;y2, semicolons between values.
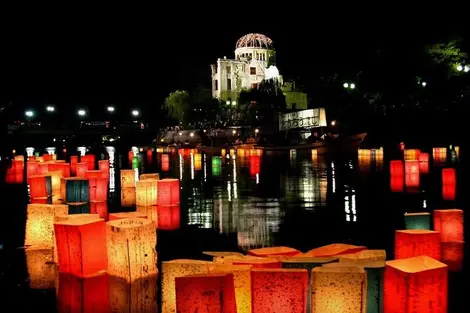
132;156;139;169
65;179;89;202
404;212;431;230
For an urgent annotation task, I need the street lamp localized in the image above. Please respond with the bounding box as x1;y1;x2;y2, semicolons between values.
231;101;236;106
78;109;86;116
465;65;470;73
131;109;139;117
457;64;463;72
107;106;115;112
46;106;55;112
343;83;349;88
331;120;337;126
350;83;356;89
421;81;427;87
25;110;34;118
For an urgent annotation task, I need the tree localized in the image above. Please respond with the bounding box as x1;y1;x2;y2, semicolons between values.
163;90;189;125
426;40;468;65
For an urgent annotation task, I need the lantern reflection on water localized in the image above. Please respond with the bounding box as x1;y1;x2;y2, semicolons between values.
54;217;107;277
384;256;448;313
389;160;404;176
157;205;180;230
25;203;68;248
404;212;431;230
212;156;222;176
108;274;158;313
433;147;447;163
76;162;88;178
390;175;404;192
28;175;52;199
395;230;441;260
433;209;464;242
25;246;56;289
89;177;108;202
157;179;180;206
249;155;260;176
136;179;158;206
252;268;308;313
194;153;202;170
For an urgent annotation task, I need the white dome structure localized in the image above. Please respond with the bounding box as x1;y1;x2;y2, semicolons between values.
235;33;273;49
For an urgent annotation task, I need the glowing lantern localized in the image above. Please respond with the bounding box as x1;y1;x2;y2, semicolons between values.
24;203;68;247
442;168;456;185
85;169;107;179
37;162;49;174
61;177;89;202
106;218;157;282
140;173;160;180
433;209;464;242
161;154;170;171
157;205;180;230
249;155;260;176
70;155;78;176
108;274;158;313
136;179;158;206
217;255;281;268
98;160;109;177
384;256;447;313
311;265;367;313
89;177;108;202
5;160;24;183
311;149;318;160
455;146;460;157
157;178;180;206
135;205;157;227
121;169;136;188
54;217;107;277
389;160;404;176
405;173;420;189
146;149;153;163
390;175;404;192
81;154;96;170
212;156;222;175
162;259;213;313
132;156;139;169
441;241;464;272
121;187;136;207
404;212;431;230
230;149;235;157
221;148;226;156
433;147;447;163
252;268;308;313
128;150;134;166
57;273;109;313
418;152;429;173
43;154;53;162
25;246;56;289
68;202;90;214
248;246;300;260
90;202;108;220
194;153;202;170
28;175;52;199
404;160;419;174
298;243;367;257
27;161;38;178
108;212;148;220
442;184;456;201
395;230;440;260
404;149;420;161
76;162;88;177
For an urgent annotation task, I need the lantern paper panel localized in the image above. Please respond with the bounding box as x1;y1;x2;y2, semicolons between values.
395;230;441;260
121;169;136;188
106;218;157;282
404;160;419;174
121;187;136;207
25;246;56;289
390;175;404;192
108;274;158;313
46;170;63;192
209;264;252;313
248;246;300;260
404;212;431;230
25;203;69;247
433;147;447;163
61;177;89;202
175;273;237;313
43;154;53;162
54;217;107;277
98;160;109;177
81;154;96;170
442;184;456;200
89;177;108;202
85;170;107;179
161;154;170;172
299;243;367;258
157;179;180;206
28;175;52;199
390;160;404;176
433;209;464;242
252;268;308;313
57;273;109;313
136;205;158;228
442;168;456;185
231;256;282;268
384;256;448;313
139;173;160;180
68;202;90;214
337;249;386;263
157;205;180;230
70;155;78;176
136;179;158;206
404;149;420;161
90;202;109;220
108;212;148;221
441;241;464;272
194;153;202;171
311;266;367;313
27;161;38;178
249;155;261;176
5;161;24;183
418;152;429;173
162;259;213;313
76;162;88;178
405;173;420;190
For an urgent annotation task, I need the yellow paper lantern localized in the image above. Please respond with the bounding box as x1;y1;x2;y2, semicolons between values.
162;259;213;313
338;249;386;263
136;205;158;228
25;203;69;247
203;251;245;258
121;187;136;207
46;170;63;192
136;179;158;206
121;169;136;188
106;218;157;282
108;274;158;313
311;265;367;313
25;246;56;289
139;173;160;180
221;148;226;156
194;153;202;170
108;212;148;220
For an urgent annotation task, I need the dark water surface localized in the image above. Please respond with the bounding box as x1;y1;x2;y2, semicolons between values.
0;144;467;312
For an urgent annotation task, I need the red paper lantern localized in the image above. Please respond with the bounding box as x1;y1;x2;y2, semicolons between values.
146;149;153;164
81;154;96;170
89;177;108;202
54;217;107;277
37;162;49;175
404;160;419;174
395;230;441;260
28;175;51;198
433;209;464;242
384;256;447;313
157;178;180;206
128;150;134;166
5;160;23;183
442;184;456;200
175;273;237;313
70;156;78;176
389;160;404;176
249;155;261;176
27;161;38;178
98;160;109;178
43;154;53;162
251;268;308;313
85;170;108;179
76;162;88;178
442;168;456;185
248;246;300;260
157;205;180;230
161;154;170;172
441;241;464;272
390;175;404;192
405;173;420;189
418;152;429;174
57;273;109;313
90;202;109;220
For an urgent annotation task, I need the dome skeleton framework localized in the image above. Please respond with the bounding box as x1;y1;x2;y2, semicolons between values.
236;33;273;49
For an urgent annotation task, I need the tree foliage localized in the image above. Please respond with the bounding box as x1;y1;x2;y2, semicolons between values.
426;40;468;65
163;90;189;125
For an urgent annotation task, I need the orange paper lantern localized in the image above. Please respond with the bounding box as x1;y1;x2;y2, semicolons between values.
121;187;136;207
54;217;107;277
27;161;38;178
248;246;300;260
157;205;180;230
43;154;53;162
433;147;447;163
90;202;109;220
108;212;148;221
81;154;96;170
89;177;108;202
157;178;180;206
139;173;160;180
175;273;237;313
161;154;170;172
299;243;367;258
251;268;308;313
384;256;447;313
76;162;88;178
433;209;464;242
405;173;420;189
136;205;158;228
395;230;441;260
25;246;56;289
108;274;158;313
121;169;136;188
46;170;62;192
441;241;464;272
194;153;202;171
28;175;52;198
390;175;404;192
136;179;158;206
25;203;69;247
70;155;78;176
98;160;109;177
404;160;419;174
85;170;108;179
404;149;420;161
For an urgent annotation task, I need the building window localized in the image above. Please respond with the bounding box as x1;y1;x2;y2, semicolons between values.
250;67;256;75
227;78;231;90
214;80;218;91
226;66;231;74
251;83;258;89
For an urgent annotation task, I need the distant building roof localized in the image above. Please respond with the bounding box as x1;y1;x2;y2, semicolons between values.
236;33;273;50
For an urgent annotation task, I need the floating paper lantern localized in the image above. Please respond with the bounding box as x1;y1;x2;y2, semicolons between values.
106;218;157;282
395;230;440;260
248;246;300;260
454;146;460;157
418;152;429;173
70;155;78;176
217;255;281;268
140;173;160;180
311;149;318;160
404;212;431;230
90;202;108;220
89;177;108;202
24;203;68;247
5;160;24;183
28;175;52;199
252;268;308;313
136;179;158;206
441;241;464;272
121;169;136;188
108;274;158;313
221;148;226;156
68;202;90;214
157;178;180;206
442;168;456;185
162;259;213;313
212;156;222;176
384;256;447;313
25;246;56;289
98;160;109;176
132;156;139;169
405;173;419;189
85;170;107;179
43;154;53;162
157;205;180;230
433;147;447;163
433;209;464;242
442;184;456;200
249;155;260;176
404;160;419;174
46;170;62;192
27;161;38;178
404;149;420;161
57;273;109;313
121;187;136;207
358;149;372;157
61;177;89;202
299;243;367;257
390;175;404;192
108;212;148;221
54;217;107;277
161;154;170;172
389;160;404;176
76;162;88;177
175;273;237;313
81;154;96;170
194;153;202;171
37;162;49;175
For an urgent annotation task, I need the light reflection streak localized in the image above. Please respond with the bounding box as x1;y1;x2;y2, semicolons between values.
203;154;207;182
179;154;183;181
190;153;195;180
106;146;116;192
331;162;336;193
256;173;259;184
227;181;232;202
344;185;357;222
